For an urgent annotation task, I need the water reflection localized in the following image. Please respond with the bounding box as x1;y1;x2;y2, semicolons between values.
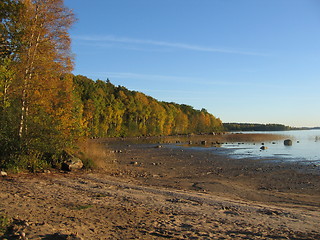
221;130;320;163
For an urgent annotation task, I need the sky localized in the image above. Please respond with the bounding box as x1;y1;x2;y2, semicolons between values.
64;0;320;127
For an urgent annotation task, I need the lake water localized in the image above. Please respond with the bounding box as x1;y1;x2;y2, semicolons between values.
221;129;320;164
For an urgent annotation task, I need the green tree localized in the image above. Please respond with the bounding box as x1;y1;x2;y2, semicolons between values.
0;0;76;170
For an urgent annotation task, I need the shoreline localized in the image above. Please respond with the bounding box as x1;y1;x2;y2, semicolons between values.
1;137;319;239
105;139;320;201
169;143;320;175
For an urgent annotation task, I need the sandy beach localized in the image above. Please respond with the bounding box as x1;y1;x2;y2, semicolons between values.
1;136;319;239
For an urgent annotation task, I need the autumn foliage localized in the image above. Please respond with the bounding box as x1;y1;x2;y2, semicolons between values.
0;0;76;170
72;76;223;138
0;0;222;171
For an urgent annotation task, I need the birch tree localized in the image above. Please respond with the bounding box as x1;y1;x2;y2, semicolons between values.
16;0;75;139
1;0;76;163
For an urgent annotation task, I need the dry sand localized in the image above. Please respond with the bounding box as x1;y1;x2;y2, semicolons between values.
0;136;319;239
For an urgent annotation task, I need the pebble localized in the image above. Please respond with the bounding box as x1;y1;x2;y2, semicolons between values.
20;231;27;240
1;171;7;177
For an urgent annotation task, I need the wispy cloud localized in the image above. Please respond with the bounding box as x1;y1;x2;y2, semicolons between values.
93;71;244;86
85;71;305;90
74;35;268;56
95;72;228;85
106;72;192;82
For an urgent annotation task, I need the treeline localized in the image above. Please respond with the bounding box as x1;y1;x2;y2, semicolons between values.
223;123;293;132
0;0;222;171
73;75;223;138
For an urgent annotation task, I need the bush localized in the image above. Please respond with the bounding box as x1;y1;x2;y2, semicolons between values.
81;157;96;170
2;150;51;173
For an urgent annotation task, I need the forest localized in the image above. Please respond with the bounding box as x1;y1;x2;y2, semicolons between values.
73;75;222;138
0;0;222;171
223;123;293;132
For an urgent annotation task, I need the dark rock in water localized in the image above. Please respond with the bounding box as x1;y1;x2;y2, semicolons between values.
61;151;83;171
201;141;207;145
284;139;293;146
260;146;268;150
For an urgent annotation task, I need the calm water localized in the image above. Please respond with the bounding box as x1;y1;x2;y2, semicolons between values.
222;130;320;164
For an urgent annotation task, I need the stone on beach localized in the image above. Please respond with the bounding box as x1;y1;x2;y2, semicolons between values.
61;151;83;171
62;158;83;171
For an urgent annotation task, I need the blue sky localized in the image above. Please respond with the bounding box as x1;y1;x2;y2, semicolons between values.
64;0;320;127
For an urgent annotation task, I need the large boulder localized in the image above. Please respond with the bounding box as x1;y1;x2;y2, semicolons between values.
61;151;83;171
284;139;293;146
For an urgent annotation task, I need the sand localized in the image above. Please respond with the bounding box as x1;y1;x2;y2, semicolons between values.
0;137;319;239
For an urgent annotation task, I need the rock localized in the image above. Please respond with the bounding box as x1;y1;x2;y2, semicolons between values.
155;145;162;148
66;233;83;240
201;141;207;145
284;139;292;146
1;171;7;177
20;231;27;240
62;158;83;171
61;152;83;171
130;161;138;165
260;146;268;150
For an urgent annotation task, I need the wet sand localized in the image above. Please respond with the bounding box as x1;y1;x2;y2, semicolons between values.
0;136;319;239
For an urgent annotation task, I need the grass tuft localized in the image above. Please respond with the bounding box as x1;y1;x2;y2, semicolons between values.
0;213;11;235
71;204;93;210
